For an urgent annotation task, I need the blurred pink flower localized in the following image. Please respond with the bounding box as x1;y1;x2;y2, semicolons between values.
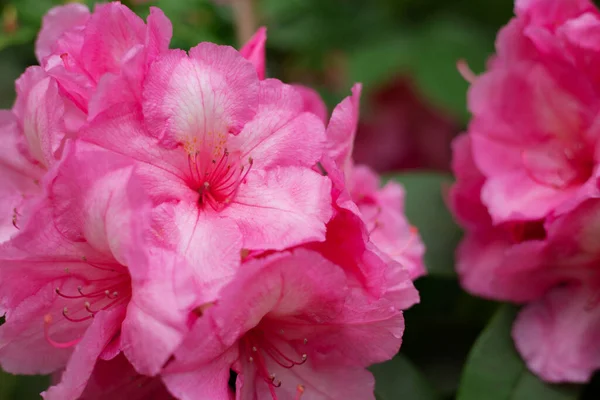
450;0;600;379
162;249;407;400
353;77;459;173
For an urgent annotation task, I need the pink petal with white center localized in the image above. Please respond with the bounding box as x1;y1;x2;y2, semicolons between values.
121;249;200;376
221;167;332;250
35;3;90;63
14;67;66;167
240;27;266;80
42;307;126;400
326;84;362;170
80;2;146;81
142;44;259;147
229;79;326;170
513;284;600;383
293;84;328;123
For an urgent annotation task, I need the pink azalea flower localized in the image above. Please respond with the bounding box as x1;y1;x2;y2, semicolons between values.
77;43;332;301
450;135;600;381
162;249;406;400
0;144;197;399
464;0;600;224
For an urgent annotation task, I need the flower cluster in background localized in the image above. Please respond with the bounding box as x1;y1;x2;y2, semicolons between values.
450;0;600;384
0;3;423;399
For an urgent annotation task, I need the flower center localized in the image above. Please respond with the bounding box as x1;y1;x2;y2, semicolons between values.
44;257;131;348
242;328;308;399
187;148;253;211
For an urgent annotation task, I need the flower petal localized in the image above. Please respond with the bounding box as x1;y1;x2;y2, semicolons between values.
143;44;258;147
223;167;332;250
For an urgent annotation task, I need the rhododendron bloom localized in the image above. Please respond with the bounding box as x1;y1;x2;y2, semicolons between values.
465;0;600;223
163;250;406;400
77;43;332;301
0;146;196;399
450;0;600;379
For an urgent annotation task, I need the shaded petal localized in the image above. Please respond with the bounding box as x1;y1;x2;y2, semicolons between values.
122;249;199;375
14;67;66;167
42;307;126;400
79;354;175;400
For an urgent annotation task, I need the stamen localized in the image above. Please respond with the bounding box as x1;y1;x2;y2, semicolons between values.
44;314;82;349
62;307;93;323
294;384;305;400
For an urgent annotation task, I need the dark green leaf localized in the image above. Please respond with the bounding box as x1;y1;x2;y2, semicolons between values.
348;16;493;123
372;355;440;400
0;370;50;400
458;305;582;400
387;172;461;277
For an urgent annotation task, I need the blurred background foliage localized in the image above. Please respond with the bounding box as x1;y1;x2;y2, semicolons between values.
1;0;599;399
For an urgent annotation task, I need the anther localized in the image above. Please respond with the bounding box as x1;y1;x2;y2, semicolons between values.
252;346;257;352
249;356;254;362
303;338;308;345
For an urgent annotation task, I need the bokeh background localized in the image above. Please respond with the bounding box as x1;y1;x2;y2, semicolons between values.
0;0;599;399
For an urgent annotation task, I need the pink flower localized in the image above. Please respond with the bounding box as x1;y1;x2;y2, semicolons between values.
0;144;197;399
450;136;600;381
465;0;600;223
0;2;172;242
324;85;426;280
76;43;332;301
162;249;406;400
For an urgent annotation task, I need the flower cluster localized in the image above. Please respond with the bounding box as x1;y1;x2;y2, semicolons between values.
0;3;423;399
450;0;600;383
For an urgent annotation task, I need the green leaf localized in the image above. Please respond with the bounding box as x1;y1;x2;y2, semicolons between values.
372;355;440;400
387;172;461;277
458;305;582;400
0;370;50;400
348;16;494;123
